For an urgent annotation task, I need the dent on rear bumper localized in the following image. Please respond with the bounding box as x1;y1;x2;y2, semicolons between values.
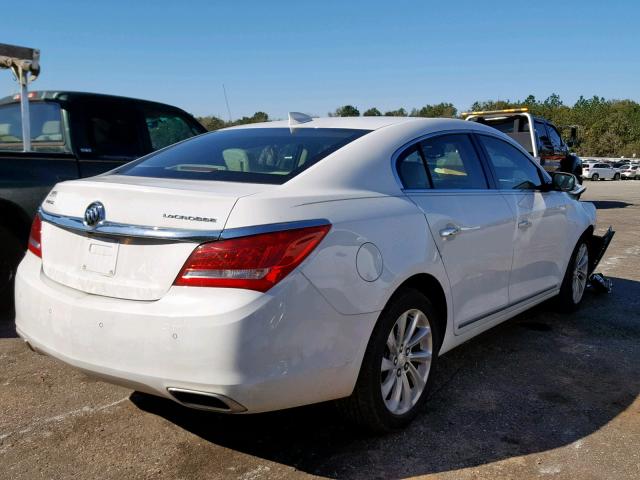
14;253;378;413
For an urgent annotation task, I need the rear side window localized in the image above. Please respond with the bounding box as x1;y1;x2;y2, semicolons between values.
84;103;143;159
397;146;429;189
116;128;369;184
479;135;544;190
420;134;488;189
0;102;63;147
142;107;202;150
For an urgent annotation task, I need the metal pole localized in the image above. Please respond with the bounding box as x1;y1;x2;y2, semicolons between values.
18;68;31;152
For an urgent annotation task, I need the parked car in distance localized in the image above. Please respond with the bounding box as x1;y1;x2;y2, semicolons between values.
583;162;621;181
621;165;640;179
0;91;206;310
15;115;613;432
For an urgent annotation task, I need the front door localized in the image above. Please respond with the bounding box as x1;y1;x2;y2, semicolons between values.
476;134;569;302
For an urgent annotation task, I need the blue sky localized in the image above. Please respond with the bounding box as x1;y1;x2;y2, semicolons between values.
2;0;639;119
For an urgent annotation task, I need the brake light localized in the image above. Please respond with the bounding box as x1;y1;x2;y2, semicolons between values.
28;215;42;257
175;224;331;292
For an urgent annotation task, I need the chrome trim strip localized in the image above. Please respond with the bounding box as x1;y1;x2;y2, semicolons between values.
39;208;221;243
167;387;246;413
458;285;558;329
40;208;330;243
219;218;331;240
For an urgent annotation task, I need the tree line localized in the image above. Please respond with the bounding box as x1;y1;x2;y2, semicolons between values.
196;94;640;157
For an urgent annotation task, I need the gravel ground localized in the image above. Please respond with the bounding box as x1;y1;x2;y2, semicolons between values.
1;180;639;480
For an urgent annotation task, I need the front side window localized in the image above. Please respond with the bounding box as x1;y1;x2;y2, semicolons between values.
479;135;544;190
420;134;488;189
534;121;552;151
547;124;563;149
116;128;369;184
0;102;64;148
143;107;202;150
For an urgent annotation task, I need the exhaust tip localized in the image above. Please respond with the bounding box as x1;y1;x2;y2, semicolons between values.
167;387;246;413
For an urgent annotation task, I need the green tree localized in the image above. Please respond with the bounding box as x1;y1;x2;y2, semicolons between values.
197;115;226;131
363;107;382;116
411;102;457;118
384;108;408;117
333;105;360;117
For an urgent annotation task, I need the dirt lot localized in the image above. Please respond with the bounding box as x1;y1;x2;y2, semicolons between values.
1;180;639;480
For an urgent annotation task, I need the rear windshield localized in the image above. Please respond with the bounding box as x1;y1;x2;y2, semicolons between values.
115;127;369;184
0;102;65;151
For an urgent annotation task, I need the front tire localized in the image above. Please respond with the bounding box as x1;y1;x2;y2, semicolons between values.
337;288;441;432
614;173;621;181
555;239;589;313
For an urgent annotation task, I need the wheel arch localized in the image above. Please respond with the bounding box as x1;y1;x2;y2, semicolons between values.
387;273;448;348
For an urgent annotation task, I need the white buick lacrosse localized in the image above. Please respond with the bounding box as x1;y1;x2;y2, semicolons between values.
15;114;611;431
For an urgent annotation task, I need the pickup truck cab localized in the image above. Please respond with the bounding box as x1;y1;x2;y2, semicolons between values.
464;108;582;181
0;91;206;310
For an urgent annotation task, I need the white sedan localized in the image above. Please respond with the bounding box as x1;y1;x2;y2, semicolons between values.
15;115;608;431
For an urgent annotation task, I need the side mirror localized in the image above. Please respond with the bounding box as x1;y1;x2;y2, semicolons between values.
551;172;576;192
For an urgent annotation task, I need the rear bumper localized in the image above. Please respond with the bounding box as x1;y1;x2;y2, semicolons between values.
15;253;377;413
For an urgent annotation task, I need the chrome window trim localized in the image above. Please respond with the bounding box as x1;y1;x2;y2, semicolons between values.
39;207;330;243
391;128;544;192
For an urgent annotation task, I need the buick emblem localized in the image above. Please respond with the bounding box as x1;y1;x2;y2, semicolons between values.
84;201;106;227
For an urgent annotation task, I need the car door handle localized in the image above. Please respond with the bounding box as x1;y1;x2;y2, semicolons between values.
518;219;532;229
439;225;480;238
440;226;461;237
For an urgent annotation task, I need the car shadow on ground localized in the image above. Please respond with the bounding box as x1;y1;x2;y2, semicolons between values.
591;200;634;209
131;276;640;479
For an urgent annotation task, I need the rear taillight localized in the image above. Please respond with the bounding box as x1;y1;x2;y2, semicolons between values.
28;215;42;258
174;224;331;292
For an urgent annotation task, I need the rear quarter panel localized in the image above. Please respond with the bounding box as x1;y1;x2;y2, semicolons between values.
225;191;453;335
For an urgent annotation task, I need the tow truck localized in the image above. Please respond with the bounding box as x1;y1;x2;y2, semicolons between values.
463;107;583;181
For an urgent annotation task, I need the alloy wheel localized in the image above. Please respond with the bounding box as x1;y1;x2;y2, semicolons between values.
380;309;433;415
572;243;589;304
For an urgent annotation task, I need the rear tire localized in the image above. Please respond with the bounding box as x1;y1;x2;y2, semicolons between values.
337;288;441;432
591;173;599;181
555;239;590;313
0;226;24;315
614;173;621;181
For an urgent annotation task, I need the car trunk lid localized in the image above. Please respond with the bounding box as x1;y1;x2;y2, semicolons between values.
40;175;271;300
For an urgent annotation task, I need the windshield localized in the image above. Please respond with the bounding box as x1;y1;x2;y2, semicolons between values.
0;102;65;151
116;127;370;184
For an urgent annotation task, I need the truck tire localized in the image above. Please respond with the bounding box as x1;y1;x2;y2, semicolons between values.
0;226;24;315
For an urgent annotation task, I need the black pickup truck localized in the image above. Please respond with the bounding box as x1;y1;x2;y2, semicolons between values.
0;91;206;309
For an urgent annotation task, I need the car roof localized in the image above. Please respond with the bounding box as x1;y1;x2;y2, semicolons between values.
223;115;483;132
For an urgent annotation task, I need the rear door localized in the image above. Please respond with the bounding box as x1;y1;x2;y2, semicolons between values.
398;133;515;331
476;134;570;303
